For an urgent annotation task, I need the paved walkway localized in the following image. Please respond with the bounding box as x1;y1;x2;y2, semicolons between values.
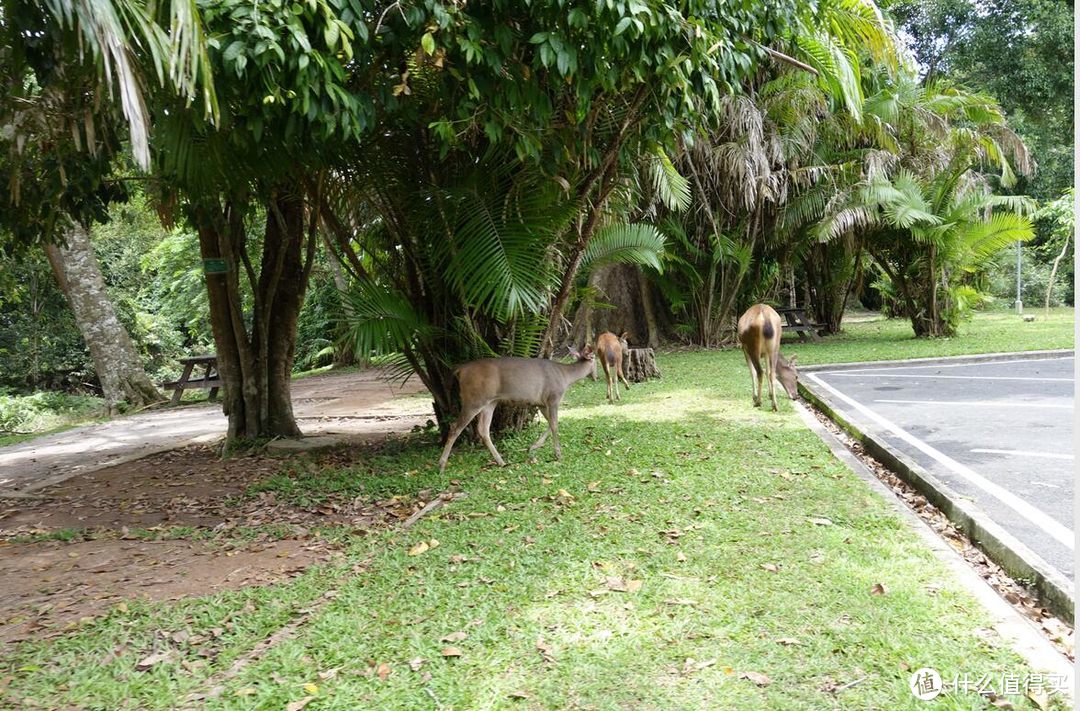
0;370;430;495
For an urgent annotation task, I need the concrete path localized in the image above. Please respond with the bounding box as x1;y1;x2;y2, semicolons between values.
0;370;430;495
804;353;1074;580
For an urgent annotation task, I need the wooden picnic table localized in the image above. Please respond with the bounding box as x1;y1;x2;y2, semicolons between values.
163;354;222;405
776;307;825;342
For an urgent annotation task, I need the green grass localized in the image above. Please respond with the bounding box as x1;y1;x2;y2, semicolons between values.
2;334;1068;709
785;307;1073;366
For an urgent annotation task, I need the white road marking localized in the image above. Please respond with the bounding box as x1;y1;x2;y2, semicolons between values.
874;399;1072;409
820;355;1073;374
971;449;1075;461
806;373;1075;550
824;373;1072;382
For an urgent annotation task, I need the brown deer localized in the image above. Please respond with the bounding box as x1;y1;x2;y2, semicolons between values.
737;304;798;411
595;331;631;402
437;345;596;471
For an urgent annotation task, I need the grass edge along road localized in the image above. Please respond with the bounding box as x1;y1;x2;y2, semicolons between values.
3;311;1074;710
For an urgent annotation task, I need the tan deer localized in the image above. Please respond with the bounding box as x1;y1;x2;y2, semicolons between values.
595;331;631;402
737;304;798;411
437;345;596;471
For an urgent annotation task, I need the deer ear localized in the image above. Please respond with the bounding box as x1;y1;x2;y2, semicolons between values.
567;346;580;358
788;354;798;365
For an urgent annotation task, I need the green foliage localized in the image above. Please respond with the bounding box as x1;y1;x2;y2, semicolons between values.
888;0;1073;201
0;388;103;434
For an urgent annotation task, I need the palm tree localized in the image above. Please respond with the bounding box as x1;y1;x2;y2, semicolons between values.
861;169;1035;336
327;142;666;435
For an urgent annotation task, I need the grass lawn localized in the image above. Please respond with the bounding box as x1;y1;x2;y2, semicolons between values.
3;308;1072;709
785;307;1074;366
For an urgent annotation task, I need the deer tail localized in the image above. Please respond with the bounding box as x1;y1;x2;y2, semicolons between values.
605;345;617;367
762;321;775;340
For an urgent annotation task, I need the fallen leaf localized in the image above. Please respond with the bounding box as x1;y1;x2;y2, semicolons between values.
303;682;319;694
508;690;530;700
626;579;643;593
441;647;463;657
1027;689;1049;710
682;658;717;675
663;598;697;606
587;481;601;492
536;637;557;663
761;563;779;573
989;697;1015;709
605;576;627;592
408;658;425;672
676;551;687;563
317;668;338;681
809;517;833;526
740;671;772;686
408;541;430;556
376;663;391;681
428;539;440;550
440;631;468;643
870;583;887;596
136;650;175;671
235;687;257;697
776;638;801;646
286;697;315;711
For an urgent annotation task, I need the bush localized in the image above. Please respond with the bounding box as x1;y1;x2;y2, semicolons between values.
0;390;104;434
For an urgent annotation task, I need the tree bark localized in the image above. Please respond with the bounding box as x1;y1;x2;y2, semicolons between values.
1045;234;1071;313
45;223;162;411
321;235;358;367
195;187;312;442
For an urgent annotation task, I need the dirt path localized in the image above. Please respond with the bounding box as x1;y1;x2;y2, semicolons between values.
0;369;430;495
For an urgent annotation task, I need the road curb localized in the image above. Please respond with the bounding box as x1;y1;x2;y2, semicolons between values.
794;403;1073;690
798;379;1075;624
799;348;1072;373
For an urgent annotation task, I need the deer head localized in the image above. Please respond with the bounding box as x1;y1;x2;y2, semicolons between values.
776;354;799;399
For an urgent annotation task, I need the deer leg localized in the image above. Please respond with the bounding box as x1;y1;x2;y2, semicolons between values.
618;363;631;392
745;352;762;407
437;403;483;471
475;404;505;467
766;351;779;411
528;405;551;451
547;401;563;460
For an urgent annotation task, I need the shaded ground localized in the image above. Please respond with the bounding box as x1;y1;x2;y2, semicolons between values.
0;368;431;495
0;371;437;650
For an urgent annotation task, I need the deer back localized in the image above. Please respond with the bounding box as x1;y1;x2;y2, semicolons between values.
595;332;624;371
455;356;593;406
737;304;782;359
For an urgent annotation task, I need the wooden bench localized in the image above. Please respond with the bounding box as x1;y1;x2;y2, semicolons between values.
776;308;826;342
163;354;222;405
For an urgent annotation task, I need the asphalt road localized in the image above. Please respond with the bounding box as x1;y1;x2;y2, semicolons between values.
805;355;1074;579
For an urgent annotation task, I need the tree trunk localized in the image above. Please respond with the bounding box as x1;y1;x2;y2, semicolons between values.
638;269;659;348
195;188;312;442
567;263;652;352
623;348;660;382
45;223;162;412
321;235;358;367
1045;234;1070;313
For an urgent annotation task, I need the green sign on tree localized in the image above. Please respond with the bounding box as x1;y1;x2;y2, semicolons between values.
202;259;228;274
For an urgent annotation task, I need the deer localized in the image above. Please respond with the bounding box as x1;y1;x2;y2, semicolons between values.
737;304;799;411
437;345;596;472
595;331;631;402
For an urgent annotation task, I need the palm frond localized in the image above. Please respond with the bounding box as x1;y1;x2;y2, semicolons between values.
582;223;667;273
650;149;692;212
341;281;433;357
